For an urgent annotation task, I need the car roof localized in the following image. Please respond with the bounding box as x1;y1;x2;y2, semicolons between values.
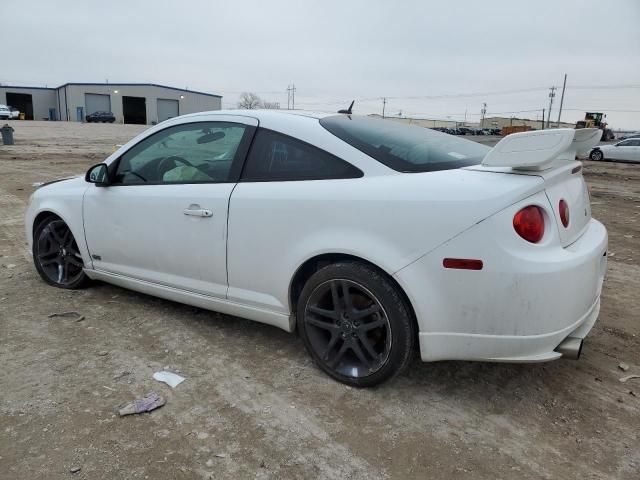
180;109;337;122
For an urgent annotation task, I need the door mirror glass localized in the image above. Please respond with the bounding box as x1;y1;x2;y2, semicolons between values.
85;163;109;185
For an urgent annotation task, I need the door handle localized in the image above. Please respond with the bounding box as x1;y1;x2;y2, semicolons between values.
183;208;213;217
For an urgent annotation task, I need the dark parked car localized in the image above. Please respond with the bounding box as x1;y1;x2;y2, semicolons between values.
86;111;115;123
618;133;640;141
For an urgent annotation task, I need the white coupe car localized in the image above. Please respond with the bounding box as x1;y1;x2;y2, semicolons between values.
25;111;608;386
589;138;640;163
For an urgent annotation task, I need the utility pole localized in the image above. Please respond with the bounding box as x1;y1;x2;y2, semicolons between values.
556;74;567;127
286;84;296;110
480;103;487;129
542;108;545;130
547;86;556;129
382;97;386;118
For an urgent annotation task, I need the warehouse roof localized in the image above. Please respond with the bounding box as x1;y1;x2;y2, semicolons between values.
0;82;221;98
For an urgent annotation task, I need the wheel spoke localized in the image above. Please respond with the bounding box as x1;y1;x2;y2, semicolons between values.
322;333;340;361
48;225;64;245
308;305;338;320
68;244;81;256
359;318;386;332
57;263;64;283
357;333;379;361
327;341;348;368
352;304;380;320
340;281;353;313
38;250;58;260
330;281;341;312
38;242;58;257
40;256;60;267
67;256;84;268
306;316;339;332
350;340;372;370
62;228;71;246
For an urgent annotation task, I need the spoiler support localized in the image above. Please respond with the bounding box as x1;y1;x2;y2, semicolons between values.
481;128;601;171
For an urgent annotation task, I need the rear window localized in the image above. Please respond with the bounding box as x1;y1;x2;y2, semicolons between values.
320;115;490;172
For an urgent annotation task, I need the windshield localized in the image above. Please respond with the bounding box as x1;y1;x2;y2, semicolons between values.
320;115;490;172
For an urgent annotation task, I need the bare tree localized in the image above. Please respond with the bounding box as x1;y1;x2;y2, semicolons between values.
237;92;263;110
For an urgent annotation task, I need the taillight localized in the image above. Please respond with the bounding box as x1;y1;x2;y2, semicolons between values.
559;199;570;227
513;205;545;243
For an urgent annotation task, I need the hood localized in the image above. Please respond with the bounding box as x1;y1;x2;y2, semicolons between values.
35;175;85;191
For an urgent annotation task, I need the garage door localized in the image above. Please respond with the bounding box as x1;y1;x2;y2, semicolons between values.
85;93;111;114
157;99;179;123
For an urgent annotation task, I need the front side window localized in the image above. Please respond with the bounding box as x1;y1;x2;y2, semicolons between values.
241;128;363;181
320;115;490;172
113;122;248;184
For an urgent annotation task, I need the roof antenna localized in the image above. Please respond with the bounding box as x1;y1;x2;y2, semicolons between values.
338;100;354;114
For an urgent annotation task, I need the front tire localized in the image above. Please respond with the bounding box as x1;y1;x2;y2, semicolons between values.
33;217;88;289
297;262;415;387
590;149;604;161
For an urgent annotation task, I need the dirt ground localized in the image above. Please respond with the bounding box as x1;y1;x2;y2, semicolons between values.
1;121;639;479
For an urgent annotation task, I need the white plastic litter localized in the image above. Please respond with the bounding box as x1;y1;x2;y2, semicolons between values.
153;371;185;388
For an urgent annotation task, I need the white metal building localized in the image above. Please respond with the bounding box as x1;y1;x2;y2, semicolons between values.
0;83;222;124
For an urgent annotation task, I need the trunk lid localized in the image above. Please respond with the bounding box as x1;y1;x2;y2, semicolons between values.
541;163;591;246
467;162;591;246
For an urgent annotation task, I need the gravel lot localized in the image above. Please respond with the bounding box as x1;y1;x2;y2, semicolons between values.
1;121;639;479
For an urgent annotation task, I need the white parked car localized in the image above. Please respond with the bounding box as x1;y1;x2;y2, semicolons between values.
25;112;607;386
590;139;640;163
8;106;20;119
0;104;10;120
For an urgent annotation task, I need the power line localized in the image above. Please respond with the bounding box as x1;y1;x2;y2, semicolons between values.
563;108;640;113
564;84;640;90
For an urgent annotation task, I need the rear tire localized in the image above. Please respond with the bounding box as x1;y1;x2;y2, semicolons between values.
590;149;604;161
33;217;89;289
297;261;415;387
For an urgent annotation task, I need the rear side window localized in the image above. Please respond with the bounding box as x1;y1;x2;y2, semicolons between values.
320;115;490;172
241;128;363;181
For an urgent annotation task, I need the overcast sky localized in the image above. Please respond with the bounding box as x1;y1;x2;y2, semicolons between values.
3;0;640;128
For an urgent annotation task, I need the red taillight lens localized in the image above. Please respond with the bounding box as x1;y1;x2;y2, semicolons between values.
559;199;570;227
513;205;545;243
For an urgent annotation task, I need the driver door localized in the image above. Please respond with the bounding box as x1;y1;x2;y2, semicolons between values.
83;117;257;297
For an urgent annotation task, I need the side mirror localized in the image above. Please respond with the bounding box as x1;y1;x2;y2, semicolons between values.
85;163;110;186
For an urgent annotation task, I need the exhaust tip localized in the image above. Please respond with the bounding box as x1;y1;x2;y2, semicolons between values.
555;337;583;360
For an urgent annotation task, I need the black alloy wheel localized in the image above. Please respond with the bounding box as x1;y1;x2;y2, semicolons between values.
298;262;415;387
590;149;604;161
33;218;88;289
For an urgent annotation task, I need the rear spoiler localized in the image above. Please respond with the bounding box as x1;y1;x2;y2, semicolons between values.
481;128;601;171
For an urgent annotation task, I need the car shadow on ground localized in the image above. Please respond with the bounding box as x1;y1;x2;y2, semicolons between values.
86;279;583;403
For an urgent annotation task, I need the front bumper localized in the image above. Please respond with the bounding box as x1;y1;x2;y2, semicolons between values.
394;197;608;362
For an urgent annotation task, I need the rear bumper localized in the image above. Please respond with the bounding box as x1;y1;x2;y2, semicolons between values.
394;196;608;362
418;296;600;362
